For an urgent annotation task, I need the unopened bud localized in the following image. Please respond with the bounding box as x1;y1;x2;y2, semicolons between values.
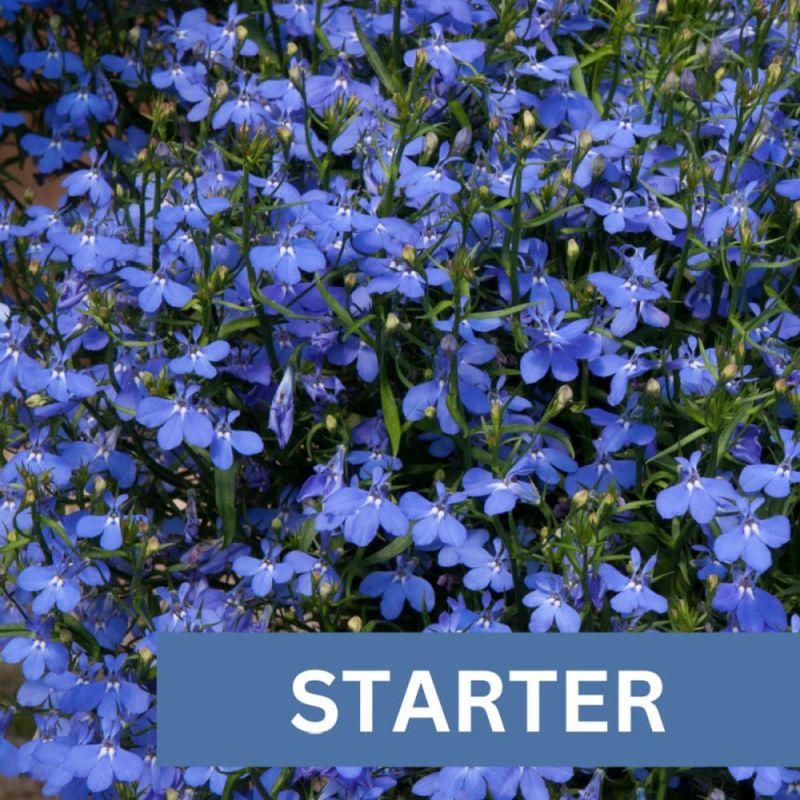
522;110;535;132
656;0;668;13
423;131;439;161
236;24;249;42
556;384;573;410
49;14;62;32
578;129;593;152
709;37;724;69
347;616;363;632
591;154;606;180
286;42;298;58
572;489;590;509
663;70;680;94
385;312;400;333
566;238;580;267
424;405;437;419
793;201;800;222
271;516;283;533
721;363;738;381
214;79;229;101
775;378;788;395
440;333;458;357
402;244;416;263
453;127;472;156
325;414;338;433
503;29;517;47
344;272;357;289
414;48;427;69
645;377;661;397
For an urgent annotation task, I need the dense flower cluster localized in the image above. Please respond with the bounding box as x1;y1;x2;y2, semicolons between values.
1;0;800;797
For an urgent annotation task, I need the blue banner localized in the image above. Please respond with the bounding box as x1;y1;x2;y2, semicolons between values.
157;633;800;767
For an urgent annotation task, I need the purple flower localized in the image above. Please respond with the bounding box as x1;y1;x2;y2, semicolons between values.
269;367;295;449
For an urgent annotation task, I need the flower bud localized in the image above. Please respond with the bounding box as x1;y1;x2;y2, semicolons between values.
721;363;738;381
286;42;298;58
347;616;363;632
453;127;472;156
385;312;400;333
656;0;668;14
522;110;536;132
591;154;606;180
645;377;661;397
663;70;680;94
555;384;573;410
236;24;249;42
440;333;458;357
214;79;229;102
566;238;580;268
794;201;800;223
402;244;416;263
578;129;593;152
59;628;73;646
503;29;517;47
424;405;437;419
49;14;62;32
344;272;358;289
325;414;338;433
572;489;590;509
709;37;724;69
414;47;427;69
775;378;788;395
423;131;439;162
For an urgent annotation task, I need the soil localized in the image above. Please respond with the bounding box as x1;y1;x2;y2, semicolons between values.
0;664;44;800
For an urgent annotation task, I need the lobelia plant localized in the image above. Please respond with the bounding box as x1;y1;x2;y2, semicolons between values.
0;0;799;798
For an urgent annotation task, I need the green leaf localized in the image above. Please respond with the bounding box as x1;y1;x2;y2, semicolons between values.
362;533;412;568
380;372;402;457
353;16;402;96
215;466;237;546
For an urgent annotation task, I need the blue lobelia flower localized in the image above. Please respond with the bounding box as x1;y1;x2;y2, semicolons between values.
399;481;468;546
210;411;263;470
2;621;69;679
523;572;581;632
599;548;668;616
488;766;574;800
169;325;230;378
403;24;486;83
714;496;790;572
739;428;800;498
233;540;295;597
320;468;408;546
656;451;735;524
64;719;143;792
76;492;130;550
135;383;214;451
463;456;540;515
712;571;787;632
359;557;435;621
520;311;598;385
459;537;513;592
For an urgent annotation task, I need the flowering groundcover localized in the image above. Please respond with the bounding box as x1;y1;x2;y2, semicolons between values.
1;0;800;796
